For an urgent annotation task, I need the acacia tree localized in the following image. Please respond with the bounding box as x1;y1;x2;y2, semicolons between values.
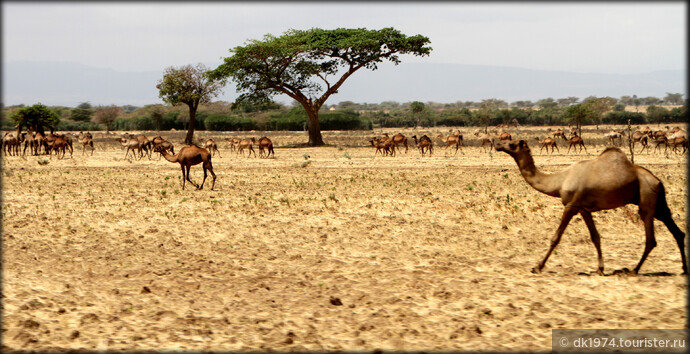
664;92;684;105
157;63;224;144
93;105;123;132
207;27;432;146
10;103;60;135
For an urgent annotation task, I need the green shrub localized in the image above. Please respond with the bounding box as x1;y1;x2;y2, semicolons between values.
204;114;259;131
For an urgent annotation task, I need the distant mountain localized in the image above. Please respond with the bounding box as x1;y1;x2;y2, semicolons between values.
2;60;684;107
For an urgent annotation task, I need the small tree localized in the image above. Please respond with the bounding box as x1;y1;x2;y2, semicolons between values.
583;97;615;129
646;105;670;125
93;105;123;132
564;104;592;136
70;102;93;122
157;63;224;144
10;103;60;135
410;101;425;128
207;27;432;146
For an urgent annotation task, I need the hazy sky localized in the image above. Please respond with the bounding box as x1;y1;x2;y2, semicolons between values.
3;1;686;75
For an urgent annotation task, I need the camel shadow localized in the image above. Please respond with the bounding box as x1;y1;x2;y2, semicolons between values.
576;268;678;277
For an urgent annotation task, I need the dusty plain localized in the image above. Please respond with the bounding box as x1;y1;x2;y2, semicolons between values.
2;125;687;351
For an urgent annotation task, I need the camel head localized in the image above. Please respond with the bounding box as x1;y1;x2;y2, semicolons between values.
495;139;531;158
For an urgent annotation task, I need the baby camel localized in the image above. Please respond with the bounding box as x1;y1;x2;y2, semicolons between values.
495;140;686;275
155;144;216;190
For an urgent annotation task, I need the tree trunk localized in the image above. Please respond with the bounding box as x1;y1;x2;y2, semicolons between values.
305;106;325;146
185;104;197;145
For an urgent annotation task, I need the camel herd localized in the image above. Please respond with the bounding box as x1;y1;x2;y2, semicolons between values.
2;124;687;275
1;129;80;159
365;125;682;158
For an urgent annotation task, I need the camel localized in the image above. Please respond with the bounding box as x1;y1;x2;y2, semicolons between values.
382;132;408;154
76;132;94;156
534;137;559;154
33;131;46;155
236;138;256;158
3;132;19;156
495;139;687;275
80;136;95;156
566;133;587;154
438;132;463;154
631;131;651;154
22;132;35;156
667;129;686;141
670;136;687;155
411;135;433;156
120;137;143;160
498;132;512;141
50;135;69;159
604;130;624;147
136;135;153;159
250;137;275;158
43;131;57;154
224;138;240;152
651;136;669;154
155;144;216;190
158;140;175;155
473;132;494;152
150;136;165;148
550;128;568;141
369;137;394;156
204;139;221;158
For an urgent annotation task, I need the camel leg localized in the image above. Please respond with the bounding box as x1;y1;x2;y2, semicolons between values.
208;164;216;190
633;207;657;274
180;164;187;190
580;210;604;275
581;143;587;153
534;206;578;273
186;164;199;189
653;187;688;274
199;165;208;190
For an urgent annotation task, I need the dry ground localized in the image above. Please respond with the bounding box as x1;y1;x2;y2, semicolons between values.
2;125;687;351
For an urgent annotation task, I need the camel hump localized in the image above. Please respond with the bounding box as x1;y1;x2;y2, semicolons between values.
600;146;625;156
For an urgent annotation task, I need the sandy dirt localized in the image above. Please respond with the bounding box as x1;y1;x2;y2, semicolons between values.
2;125;687;351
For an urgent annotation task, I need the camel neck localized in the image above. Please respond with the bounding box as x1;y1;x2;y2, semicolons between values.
514;152;562;198
161;150;178;163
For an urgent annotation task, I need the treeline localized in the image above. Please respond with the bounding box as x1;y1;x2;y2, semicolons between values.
1;93;686;132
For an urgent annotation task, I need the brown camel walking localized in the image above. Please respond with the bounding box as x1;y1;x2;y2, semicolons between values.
495;140;687;275
438;132;463;154
411;135;433;156
251;137;275;158
534;137;559;154
155;144;216;190
566;133;587;154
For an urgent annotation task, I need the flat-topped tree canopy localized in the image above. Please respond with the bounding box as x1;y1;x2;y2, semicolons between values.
207;27;432;146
